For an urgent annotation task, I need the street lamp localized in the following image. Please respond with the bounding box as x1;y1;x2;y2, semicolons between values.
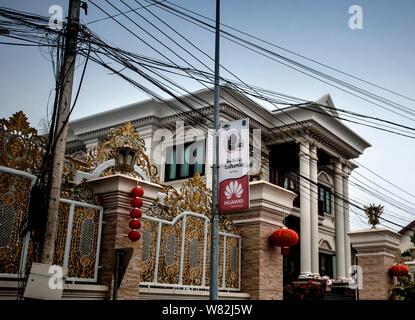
115;145;137;174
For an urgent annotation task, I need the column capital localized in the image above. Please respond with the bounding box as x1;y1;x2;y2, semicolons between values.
330;158;345;174
343;160;357;176
309;144;318;162
84;137;101;150
298;140;310;155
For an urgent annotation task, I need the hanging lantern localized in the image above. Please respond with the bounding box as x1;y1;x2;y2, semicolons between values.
389;264;409;277
269;227;299;255
129;219;141;230
130;208;142;219
131;197;143;208
128;230;141;242
128;186;144;244
131;186;144;198
115;145;137;173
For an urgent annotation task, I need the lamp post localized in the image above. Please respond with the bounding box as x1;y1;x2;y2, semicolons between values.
115;145;137;173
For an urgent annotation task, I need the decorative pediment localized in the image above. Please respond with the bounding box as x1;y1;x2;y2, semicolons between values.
315;94;339;117
318;171;333;186
319;239;334;252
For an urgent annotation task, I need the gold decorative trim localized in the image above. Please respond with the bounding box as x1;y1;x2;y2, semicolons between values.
0;111;45;173
65;121;159;183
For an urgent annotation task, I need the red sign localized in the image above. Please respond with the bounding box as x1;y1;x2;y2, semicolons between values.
218;119;250;212
219;175;249;212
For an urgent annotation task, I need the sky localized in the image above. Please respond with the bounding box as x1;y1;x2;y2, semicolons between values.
1;0;415;231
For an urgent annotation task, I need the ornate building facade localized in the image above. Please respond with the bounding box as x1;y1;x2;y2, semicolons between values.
0;87;372;300
66;87;370;285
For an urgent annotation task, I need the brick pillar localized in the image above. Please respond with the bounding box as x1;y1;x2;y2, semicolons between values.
88;174;162;300
225;181;297;300
349;228;401;300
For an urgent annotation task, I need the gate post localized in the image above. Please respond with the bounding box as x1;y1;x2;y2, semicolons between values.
349;228;401;300
88;174;162;300
224;181;297;300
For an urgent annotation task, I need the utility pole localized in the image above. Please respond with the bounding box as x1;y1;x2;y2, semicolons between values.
209;0;221;300
41;0;81;264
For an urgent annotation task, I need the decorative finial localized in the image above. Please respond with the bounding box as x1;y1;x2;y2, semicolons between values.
363;203;384;228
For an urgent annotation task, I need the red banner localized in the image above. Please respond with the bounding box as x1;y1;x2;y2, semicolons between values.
218;119;250;212
219;175;249;212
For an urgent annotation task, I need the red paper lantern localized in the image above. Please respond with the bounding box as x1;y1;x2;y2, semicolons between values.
131;197;143;208
129;219;141;230
131;186;144;198
130;208;142;219
269;228;299;255
389;264;409;277
129;186;143;243
128;230;141;242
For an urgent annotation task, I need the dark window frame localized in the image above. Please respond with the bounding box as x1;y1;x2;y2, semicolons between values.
318;184;332;214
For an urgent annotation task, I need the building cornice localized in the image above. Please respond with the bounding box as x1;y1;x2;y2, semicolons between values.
269;120;361;159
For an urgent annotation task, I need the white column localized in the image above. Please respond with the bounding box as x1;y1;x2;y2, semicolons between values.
343;164;352;278
299;141;312;278
334;160;346;280
310;145;319;277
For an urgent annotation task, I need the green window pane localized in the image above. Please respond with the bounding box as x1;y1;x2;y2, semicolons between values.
319;187;325;201
168;147;176;180
325;190;331;213
193;142;204;174
180;145;190;178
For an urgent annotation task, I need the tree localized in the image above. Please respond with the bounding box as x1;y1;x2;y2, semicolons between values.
410;231;415;246
390;276;415;301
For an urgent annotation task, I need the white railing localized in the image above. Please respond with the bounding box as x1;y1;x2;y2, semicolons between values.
140;211;241;291
58;198;103;283
0;166;104;282
0;166;36;279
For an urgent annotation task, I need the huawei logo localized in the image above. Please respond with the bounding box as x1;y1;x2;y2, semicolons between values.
224;181;243;199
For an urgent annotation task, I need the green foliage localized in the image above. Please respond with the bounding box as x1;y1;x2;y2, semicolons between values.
284;281;325;300
390;276;415;301
410;231;415;246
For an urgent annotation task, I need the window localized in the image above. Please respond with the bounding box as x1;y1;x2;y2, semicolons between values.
319;253;334;278
283;173;297;191
318;184;331;214
165;140;205;181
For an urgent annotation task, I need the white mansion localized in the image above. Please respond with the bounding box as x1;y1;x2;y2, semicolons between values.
66;86;371;282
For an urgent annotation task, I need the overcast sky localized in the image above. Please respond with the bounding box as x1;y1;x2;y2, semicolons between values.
1;0;415;231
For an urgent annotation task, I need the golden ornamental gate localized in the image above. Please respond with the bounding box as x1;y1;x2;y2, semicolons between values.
0;112;103;282
140;174;241;291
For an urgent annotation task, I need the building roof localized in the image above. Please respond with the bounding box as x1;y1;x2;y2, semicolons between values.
67;87;371;159
399;220;415;234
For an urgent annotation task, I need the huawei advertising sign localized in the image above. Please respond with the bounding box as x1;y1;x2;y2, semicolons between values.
219;119;250;212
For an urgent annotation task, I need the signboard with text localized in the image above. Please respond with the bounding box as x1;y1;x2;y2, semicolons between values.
219;119;250;212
